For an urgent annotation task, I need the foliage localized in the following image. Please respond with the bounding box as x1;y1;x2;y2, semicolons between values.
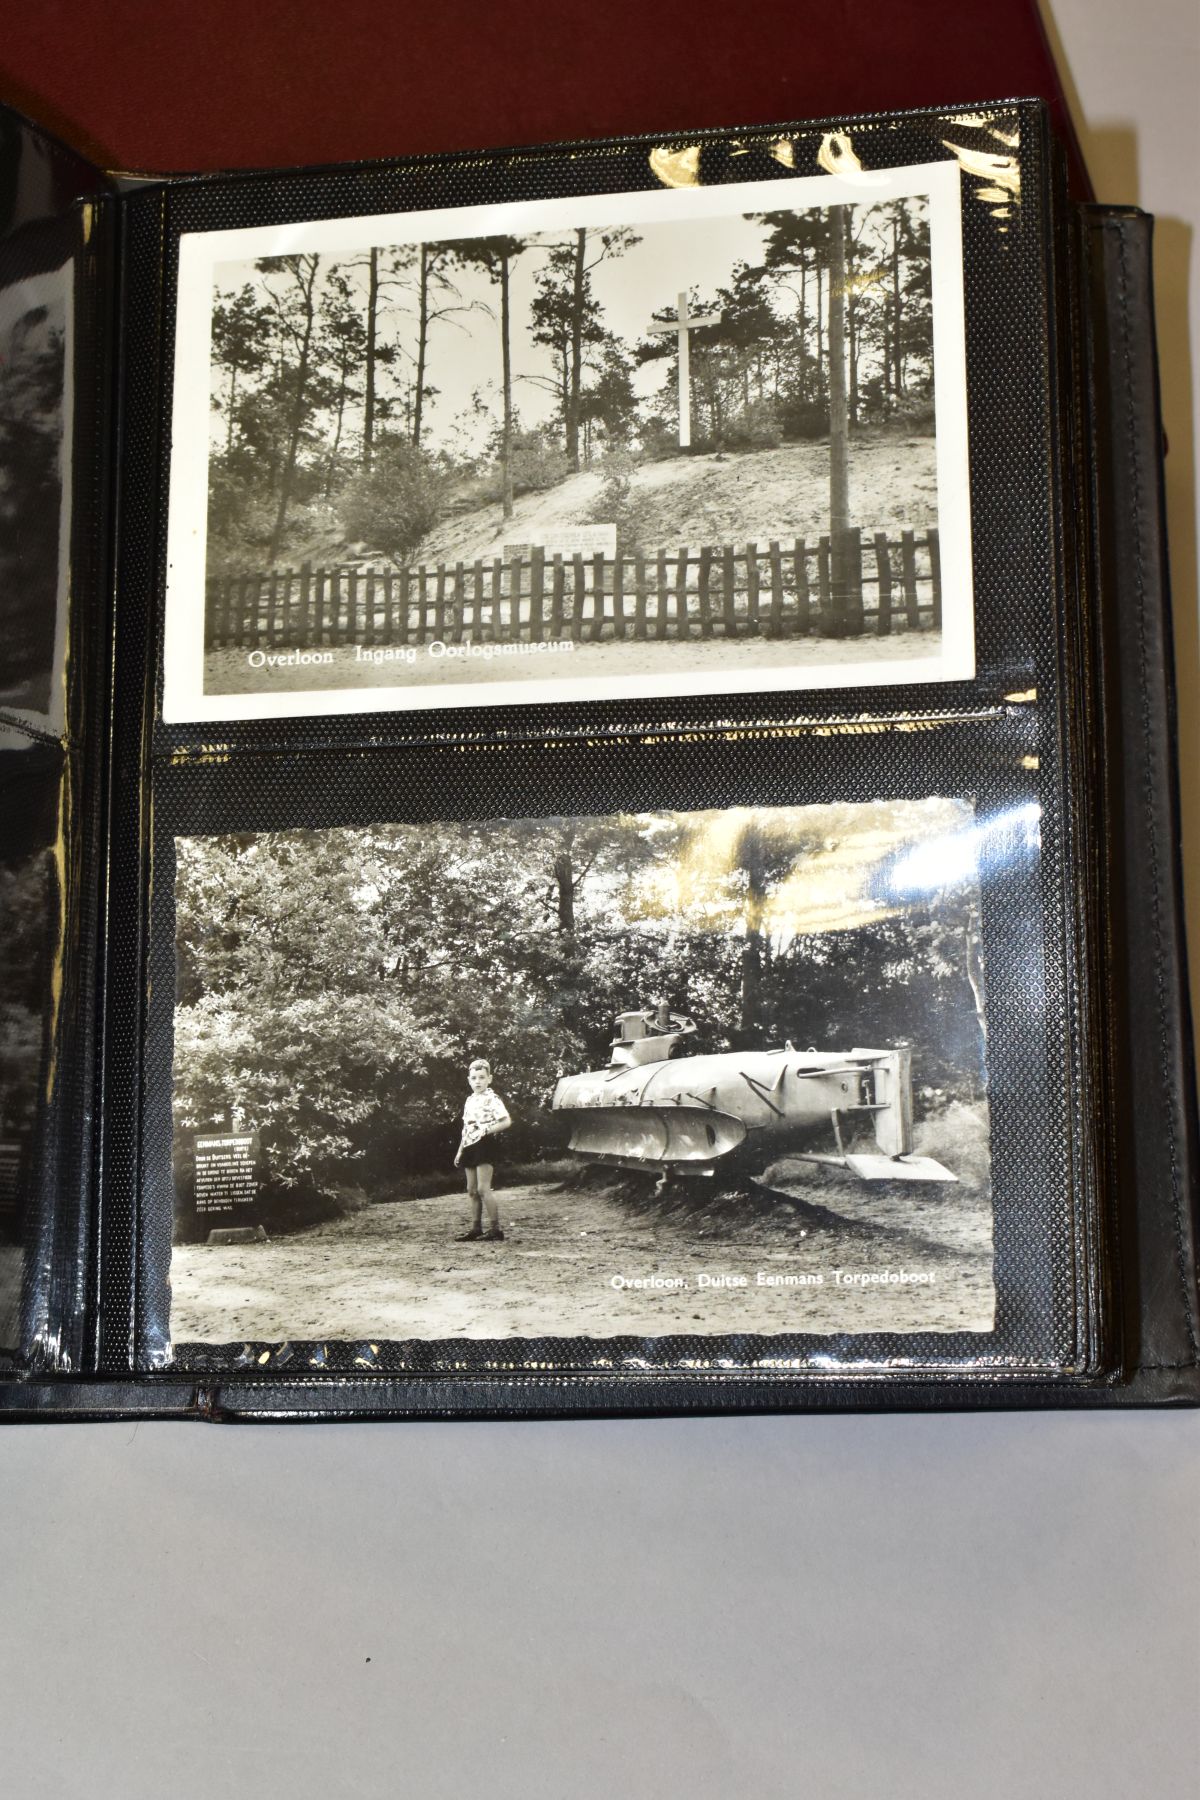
587;448;651;554
337;439;450;562
529;228;640;466
0;853;54;1140
579;340;640;454
482;423;568;500
637;413;681;462
723;397;784;451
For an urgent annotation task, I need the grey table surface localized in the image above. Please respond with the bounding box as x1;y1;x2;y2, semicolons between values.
3;4;1199;1795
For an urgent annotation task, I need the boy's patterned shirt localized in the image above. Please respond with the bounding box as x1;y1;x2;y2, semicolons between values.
461;1088;511;1145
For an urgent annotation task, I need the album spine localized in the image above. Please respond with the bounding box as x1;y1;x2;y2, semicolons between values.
0;104;119;1378
1084;205;1200;1402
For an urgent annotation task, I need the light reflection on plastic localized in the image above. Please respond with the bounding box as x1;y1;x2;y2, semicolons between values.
884;803;1041;897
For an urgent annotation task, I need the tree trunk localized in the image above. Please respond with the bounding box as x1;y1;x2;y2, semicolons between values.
268;260;318;563
827;205;850;535
500;250;514;520
739;824;766;1039
740;929;762;1039
566;228;586;472
363;247;378;465
815;260;824;404
325;362;349;497
554;843;576;933
558;344;571;450
848;287;859;431
798;256;808;402
413;244;430;448
891;216;904;400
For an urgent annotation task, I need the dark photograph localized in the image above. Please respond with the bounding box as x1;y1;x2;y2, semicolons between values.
0;846;56;1350
169;798;1000;1347
0;265;70;722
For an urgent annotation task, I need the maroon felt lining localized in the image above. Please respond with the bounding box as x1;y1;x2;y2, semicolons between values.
0;0;1089;192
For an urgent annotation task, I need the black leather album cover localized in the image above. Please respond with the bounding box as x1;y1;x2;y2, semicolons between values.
0;96;1195;1418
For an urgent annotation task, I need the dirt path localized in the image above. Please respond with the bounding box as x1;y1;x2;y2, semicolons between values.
170;1162;993;1347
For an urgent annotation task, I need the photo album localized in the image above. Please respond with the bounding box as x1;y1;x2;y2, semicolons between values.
0;96;1196;1418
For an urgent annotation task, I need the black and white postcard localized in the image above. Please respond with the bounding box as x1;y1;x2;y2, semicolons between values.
169;797;1002;1347
0;261;73;741
163;160;972;723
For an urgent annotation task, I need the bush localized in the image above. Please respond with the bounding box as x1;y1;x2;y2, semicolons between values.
725;398;784;451
205;476;279;571
857;382;936;434
881;395;936;435
337;440;449;563
779;395;829;440
638;415;679;462
483;426;568;500
588;448;651;556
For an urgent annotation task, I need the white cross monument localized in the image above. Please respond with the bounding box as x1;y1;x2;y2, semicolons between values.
648;290;720;449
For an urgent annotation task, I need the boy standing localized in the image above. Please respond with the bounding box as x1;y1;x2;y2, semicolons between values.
454;1058;512;1242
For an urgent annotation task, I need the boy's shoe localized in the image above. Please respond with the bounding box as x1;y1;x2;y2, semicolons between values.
481;1228;505;1242
456;1227;483;1241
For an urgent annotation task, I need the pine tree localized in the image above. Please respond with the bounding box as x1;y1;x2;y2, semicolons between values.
529;226;639;469
315;267;367;495
211;285;272;457
444;236;532;518
256;253;322;562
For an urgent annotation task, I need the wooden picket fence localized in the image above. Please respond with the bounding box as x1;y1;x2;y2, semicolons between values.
204;528;941;652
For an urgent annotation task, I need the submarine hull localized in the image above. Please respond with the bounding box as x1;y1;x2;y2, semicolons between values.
564;1105;747;1173
554;1046;924;1169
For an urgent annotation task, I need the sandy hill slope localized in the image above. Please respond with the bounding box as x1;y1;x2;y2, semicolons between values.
409;434;938;569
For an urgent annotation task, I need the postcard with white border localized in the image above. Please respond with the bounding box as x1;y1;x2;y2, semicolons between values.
163;160;972;724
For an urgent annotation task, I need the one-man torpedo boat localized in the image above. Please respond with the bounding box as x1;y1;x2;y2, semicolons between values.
552;1005;958;1185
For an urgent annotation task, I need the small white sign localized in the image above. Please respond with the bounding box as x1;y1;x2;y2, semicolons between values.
530;523;618;561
